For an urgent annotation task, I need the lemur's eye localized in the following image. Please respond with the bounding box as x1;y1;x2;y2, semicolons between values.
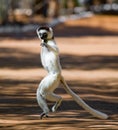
43;32;47;36
39;33;42;35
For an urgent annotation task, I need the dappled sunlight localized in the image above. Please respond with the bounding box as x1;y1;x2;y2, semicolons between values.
0;15;118;129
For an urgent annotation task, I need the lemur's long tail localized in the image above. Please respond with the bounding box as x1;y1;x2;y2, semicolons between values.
60;76;108;119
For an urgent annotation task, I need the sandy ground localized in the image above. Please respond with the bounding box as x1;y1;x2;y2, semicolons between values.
0;15;118;130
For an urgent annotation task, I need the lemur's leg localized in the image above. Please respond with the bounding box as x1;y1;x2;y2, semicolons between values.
36;73;61;117
36;89;49;119
46;92;62;112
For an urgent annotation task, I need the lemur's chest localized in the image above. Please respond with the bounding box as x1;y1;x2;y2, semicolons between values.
41;47;57;67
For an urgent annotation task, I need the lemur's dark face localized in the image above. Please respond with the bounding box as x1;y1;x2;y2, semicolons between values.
36;26;53;40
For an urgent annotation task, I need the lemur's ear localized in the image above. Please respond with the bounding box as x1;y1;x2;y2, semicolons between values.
49;27;54;39
49;27;53;32
36;28;39;34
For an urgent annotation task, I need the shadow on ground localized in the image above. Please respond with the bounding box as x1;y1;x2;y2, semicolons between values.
0;47;118;70
54;25;118;37
0;23;118;39
0;77;118;117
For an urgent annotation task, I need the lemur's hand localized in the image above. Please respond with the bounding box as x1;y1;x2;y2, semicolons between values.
40;42;47;47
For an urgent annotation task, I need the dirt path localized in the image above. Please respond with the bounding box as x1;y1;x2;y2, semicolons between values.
0;15;118;130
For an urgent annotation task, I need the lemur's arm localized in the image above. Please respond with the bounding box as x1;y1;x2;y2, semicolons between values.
43;41;59;55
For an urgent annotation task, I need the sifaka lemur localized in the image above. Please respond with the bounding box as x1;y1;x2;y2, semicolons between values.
36;26;108;119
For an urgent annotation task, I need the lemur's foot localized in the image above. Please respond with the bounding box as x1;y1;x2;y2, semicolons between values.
52;98;62;112
40;112;49;119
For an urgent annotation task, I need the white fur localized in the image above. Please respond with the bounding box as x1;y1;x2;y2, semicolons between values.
36;27;108;119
